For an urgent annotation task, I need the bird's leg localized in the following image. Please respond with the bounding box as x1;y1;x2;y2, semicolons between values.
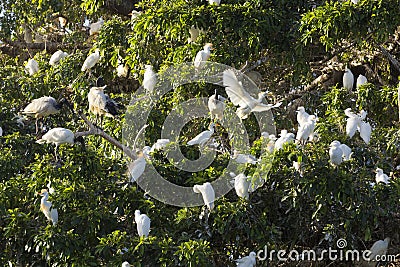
54;145;59;162
35;118;39;134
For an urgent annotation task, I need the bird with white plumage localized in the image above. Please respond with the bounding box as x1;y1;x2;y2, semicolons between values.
274;130;295;150
296;115;317;145
230;172;250;200
187;123;215;147
367;237;390;264
134;210;151;238
296;106;311;127
193;182;215;211
339;143;352;161
375;168;390;184
232;150;258;165
329;140;343;166
208;0;221;5
208;90;226;121
25;59;39;76
116;56;129;78
235;251;256;267
143;65;157;93
128;151;146;183
151;139;171;152
89;18;104;35
223;69;281;120
38;189;58;226
194;43;213;69
356;74;368;88
344;108;371;144
121;261;131;267
36;127;78;161
81;49;100;72
343;67;354;92
49;50;68;66
88;86;119;121
188;26;203;43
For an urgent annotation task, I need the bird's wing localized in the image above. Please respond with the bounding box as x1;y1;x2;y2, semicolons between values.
344;108;357;118
187;130;212;145
235;255;250;265
346;117;358;138
105;95;119;116
50;208;58;225
139;215;151;236
251;103;273;112
128;157;146;182
223;70;255;108
359;121;371;144
202;183;215;209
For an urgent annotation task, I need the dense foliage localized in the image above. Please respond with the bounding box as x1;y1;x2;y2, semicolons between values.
0;0;399;266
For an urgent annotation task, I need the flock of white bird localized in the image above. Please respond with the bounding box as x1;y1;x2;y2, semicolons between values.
15;11;393;267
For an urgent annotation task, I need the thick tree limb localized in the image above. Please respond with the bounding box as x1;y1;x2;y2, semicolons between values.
1;40;89;55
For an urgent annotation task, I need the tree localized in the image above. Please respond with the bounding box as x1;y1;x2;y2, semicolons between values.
0;0;399;266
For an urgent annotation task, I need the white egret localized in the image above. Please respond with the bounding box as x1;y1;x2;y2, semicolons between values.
58;16;67;29
89;18;104;35
25;59;39;76
128;151;146;183
339;143;352;161
343;67;354;92
208;90;226;121
232;151;258;165
151;139;171;152
38;189;58;226
49;50;68;66
359;121;372;145
262;133;277;153
22;96;65;133
194;43;213;69
329;140;343;166
188;26;203;43
121;261;131;267
351;0;359;4
296;115;317;145
36;127;76;161
375;168;390;184
117;57;129;78
193;182;215;211
356;74;367;88
368;237;390;262
235;251;256;267
88;86;119;121
223;69;281;120
81;49;100;72
134;210;151;238
129;10;142;20
274;130;295;150
143;65;157;93
231;172;250;199
296;106;311;126
187;123;215;146
208;0;221;5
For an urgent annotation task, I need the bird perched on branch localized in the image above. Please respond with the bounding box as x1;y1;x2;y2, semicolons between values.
89;18;104;36
296;106;311;127
134;210;151;238
36;127;82;161
344;108;371;144
296;115;317;145
235;251;256;267
143;65;157;93
88;85;119;123
230;172;250;200
274;130;295;150
37;189;58;226
193;182;215;211
82;49;100;72
356;74;367;88
343;67;354;92
208;90;226;121
128;151;146;183
223;69;281;120
187;123;215;147
329;140;343;166
49;50;68;66
194;43;213;70
22;96;65;134
375;168;390;184
25;59;39;76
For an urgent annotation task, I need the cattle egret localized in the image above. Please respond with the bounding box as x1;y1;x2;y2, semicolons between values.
223;69;281;120
375;168;390;184
359;121;372;145
262;133;277;153
296;106;311;126
128;151;146;182
22;96;65;133
130;10;142;20
193;182;215;211
351;0;359;4
208;0;221;5
235;251;256;267
274;130;295;150
339;143;352;161
367;238;390;262
88;86;119;121
343;67;354;92
194;43;213;69
151;139;171;152
187;123;215;146
81;49;100;72
49;50;68;66
36;127;76;161
134;210;151;237
143;65;157;93
117;57;129;78
122;262;131;267
25;59;39;76
58;17;67;28
188;26;202;43
89;18;104;35
208;90;226;121
232;151;258;165
296;115;317;145
329;141;343;166
38;189;58;226
232;173;250;199
356;74;367;88
293;161;304;177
